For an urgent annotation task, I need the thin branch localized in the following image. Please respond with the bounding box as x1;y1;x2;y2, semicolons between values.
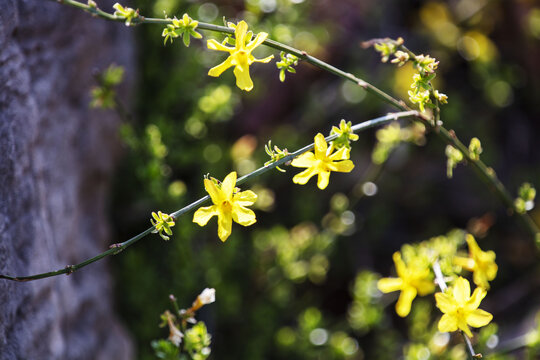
51;0;540;242
432;262;481;359
0;112;414;282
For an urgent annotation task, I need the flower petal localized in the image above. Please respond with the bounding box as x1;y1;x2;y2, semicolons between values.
377;277;403;293
246;32;268;51
329;147;350;161
485;262;498;280
472;271;490;290
438;313;458;333
393;252;406;279
233;63;254;91
221;172;237;200
234;20;249;48
291;152;316;168
466;234;482;256
466;309;493;328
234;190;257;206
465;287;487;311
326;160;354;173
458;317;473;337
396;286;417;317
193;206;218;226
435;292;456;314
204;179;225;204
317;171;330;189
207;39;233;52
453;256;476;271
453;277;471;305
232;204;256;226
416;279;435;296
313;133;328;159
293;167;319;185
208;56;234;77
217;212;233;242
252;54;274;63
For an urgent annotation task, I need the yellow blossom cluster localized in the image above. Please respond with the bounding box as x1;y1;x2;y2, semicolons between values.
378;232;497;339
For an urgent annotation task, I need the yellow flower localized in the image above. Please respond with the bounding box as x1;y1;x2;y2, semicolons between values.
435;277;493;337
291;133;354;190
193;172;257;242
378;252;435;317
454;234;497;289
207;21;274;91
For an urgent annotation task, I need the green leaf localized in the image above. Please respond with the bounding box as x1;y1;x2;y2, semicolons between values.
183;32;191;47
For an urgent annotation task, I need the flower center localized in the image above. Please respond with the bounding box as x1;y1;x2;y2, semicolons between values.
234;50;249;65
221;200;233;212
314;159;326;170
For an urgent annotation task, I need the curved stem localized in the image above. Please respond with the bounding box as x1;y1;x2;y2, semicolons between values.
52;0;540;242
0;227;154;281
0;112;413;282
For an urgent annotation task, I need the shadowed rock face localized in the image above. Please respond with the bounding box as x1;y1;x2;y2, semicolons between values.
0;1;134;359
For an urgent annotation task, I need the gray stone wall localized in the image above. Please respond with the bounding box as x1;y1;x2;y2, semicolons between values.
0;1;134;358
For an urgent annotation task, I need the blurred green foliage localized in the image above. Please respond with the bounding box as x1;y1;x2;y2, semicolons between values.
106;0;540;359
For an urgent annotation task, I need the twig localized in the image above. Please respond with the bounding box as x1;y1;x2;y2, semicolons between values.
0;112;414;282
50;0;540;243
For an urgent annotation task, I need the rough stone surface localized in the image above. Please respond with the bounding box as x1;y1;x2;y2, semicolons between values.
0;1;134;359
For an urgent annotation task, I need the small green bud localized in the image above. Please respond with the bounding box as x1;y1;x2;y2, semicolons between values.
468;137;483;160
372;38;403;63
518;182;536;202
391;50;410;66
113;3;138;26
515;198;527;214
374;42;396;63
515;182;536;213
151;211;176;240
276;52;299;82
408;89;431;112
434;90;448;105
414;54;439;75
264;140;289;172
162;13;202;47
330;119;359;150
445;145;463;178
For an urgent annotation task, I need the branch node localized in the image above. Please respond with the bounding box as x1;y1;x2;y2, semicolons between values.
65;265;75;275
357;80;368;89
109;243;125;254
